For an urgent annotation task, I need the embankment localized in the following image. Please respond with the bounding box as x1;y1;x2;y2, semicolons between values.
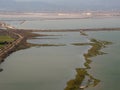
0;29;49;63
19;27;120;32
0;30;23;63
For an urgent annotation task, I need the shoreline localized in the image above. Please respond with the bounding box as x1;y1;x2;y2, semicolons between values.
0;27;120;63
0;12;120;19
18;28;120;32
65;38;112;90
0;29;42;63
0;28;117;89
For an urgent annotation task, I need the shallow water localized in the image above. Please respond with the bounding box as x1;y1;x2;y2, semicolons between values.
1;17;120;30
0;17;120;90
0;32;89;90
16;17;120;30
85;31;120;90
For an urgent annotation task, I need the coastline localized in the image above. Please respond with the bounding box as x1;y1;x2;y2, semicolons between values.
18;27;120;32
0;12;120;90
0;29;68;63
0;28;117;89
0;27;119;63
65;38;112;90
0;29;42;63
0;12;120;19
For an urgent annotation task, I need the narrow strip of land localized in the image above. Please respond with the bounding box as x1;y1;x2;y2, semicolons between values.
19;28;120;32
0;29;49;63
0;27;120;62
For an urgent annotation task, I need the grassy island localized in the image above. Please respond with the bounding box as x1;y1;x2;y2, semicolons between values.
65;39;112;90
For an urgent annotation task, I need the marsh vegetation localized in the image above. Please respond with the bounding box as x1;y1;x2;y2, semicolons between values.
65;39;112;90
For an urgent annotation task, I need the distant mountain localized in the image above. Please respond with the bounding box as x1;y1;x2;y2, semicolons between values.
0;0;120;12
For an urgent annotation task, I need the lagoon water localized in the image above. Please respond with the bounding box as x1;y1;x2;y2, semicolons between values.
0;17;120;90
85;31;120;90
0;32;89;90
1;17;120;30
16;17;120;30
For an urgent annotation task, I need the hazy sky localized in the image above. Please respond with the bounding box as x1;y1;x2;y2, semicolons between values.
15;0;120;3
14;0;120;5
1;0;120;12
15;0;61;1
13;0;120;4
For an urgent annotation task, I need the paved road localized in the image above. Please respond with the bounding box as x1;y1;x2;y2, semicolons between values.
0;30;23;60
